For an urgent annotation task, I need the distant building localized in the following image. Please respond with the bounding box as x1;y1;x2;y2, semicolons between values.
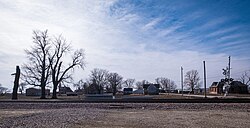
209;81;248;94
143;84;160;95
86;83;102;94
26;88;50;96
74;89;85;95
229;81;248;94
59;86;73;94
58;86;78;96
209;82;224;94
123;88;133;95
133;89;144;94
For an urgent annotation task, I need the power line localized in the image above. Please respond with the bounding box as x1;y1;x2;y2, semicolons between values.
204;58;250;63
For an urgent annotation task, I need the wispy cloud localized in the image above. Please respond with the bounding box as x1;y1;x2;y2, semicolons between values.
219;39;249;47
205;26;241;38
191;17;229;33
216;33;248;42
142;18;162;31
157;25;182;37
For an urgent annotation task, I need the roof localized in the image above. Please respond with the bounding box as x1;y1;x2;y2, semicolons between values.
210;82;224;88
230;81;248;87
133;89;144;94
59;86;73;92
26;88;50;91
143;84;160;89
123;88;133;91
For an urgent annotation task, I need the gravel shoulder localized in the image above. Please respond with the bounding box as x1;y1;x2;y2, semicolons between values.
0;103;250;128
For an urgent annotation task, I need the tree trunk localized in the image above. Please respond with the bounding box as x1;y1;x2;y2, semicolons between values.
40;84;46;99
58;83;61;96
98;85;101;94
191;86;194;94
12;66;20;100
112;85;116;96
52;83;58;99
40;55;46;99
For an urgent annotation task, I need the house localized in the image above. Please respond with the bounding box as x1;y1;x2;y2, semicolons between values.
58;86;78;96
143;84;160;95
209;82;225;94
229;81;248;94
86;83;101;94
209;81;248;94
133;89;144;95
123;88;133;95
59;86;73;94
26;88;50;96
74;88;85;95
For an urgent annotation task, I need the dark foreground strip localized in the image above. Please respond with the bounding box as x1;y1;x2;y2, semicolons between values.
1;98;250;103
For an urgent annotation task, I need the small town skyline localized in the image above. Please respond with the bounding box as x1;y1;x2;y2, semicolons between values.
0;0;250;91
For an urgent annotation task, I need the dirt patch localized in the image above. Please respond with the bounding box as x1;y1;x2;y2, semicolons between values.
0;109;45;119
0;108;249;128
87;109;250;128
0;103;250;128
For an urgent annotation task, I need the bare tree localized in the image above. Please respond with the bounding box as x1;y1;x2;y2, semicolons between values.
73;79;84;90
239;71;250;86
155;77;169;90
107;72;123;97
169;80;177;90
19;82;27;95
135;80;149;89
155;77;177;92
155;77;161;85
22;30;51;99
49;36;85;99
142;80;150;85
88;68;109;94
135;81;143;89
0;84;8;95
184;70;200;94
74;79;89;94
123;78;135;88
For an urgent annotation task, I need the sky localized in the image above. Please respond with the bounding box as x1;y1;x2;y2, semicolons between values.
0;0;250;90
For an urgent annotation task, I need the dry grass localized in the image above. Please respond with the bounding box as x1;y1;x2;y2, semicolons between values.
1;93;250;101
0;93;82;101
0;107;250;128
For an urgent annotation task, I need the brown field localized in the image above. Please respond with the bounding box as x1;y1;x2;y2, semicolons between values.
0;102;250;128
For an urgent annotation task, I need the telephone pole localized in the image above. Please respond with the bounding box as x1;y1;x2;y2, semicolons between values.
228;56;231;80
203;61;207;98
223;56;232;97
181;66;184;96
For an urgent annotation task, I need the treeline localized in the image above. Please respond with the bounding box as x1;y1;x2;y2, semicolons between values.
73;68;178;95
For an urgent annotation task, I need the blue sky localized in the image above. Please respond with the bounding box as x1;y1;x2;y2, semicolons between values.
109;0;250;56
0;0;250;90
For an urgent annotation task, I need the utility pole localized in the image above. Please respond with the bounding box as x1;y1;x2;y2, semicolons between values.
223;56;232;97
181;66;183;96
228;56;231;80
203;61;207;98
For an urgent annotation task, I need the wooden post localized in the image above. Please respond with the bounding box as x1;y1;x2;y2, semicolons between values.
12;66;20;100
